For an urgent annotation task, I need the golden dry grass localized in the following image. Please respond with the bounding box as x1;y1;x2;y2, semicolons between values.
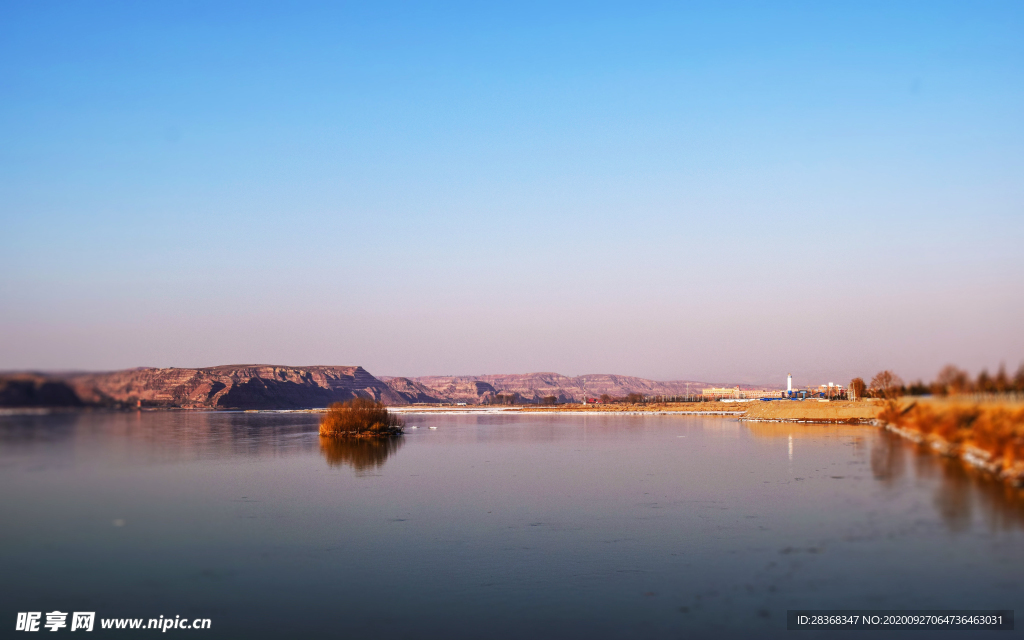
880;398;1024;483
319;398;404;437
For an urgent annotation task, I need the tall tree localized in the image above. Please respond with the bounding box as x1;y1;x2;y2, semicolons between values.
869;371;904;399
849;378;866;400
933;365;970;395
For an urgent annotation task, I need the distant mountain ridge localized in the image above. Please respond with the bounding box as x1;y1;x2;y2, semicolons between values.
70;365;412;409
381;376;498;404
394;372;719;404
1;365;412;409
0;365;769;409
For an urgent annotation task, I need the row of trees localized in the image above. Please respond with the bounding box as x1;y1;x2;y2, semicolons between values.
852;363;1024;399
597;393;648;404
483;392;668;405
487;392;653;405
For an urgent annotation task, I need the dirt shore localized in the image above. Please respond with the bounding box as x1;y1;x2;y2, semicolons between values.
741;400;882;422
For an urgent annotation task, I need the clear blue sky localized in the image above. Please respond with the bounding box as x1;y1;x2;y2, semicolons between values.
2;1;1022;385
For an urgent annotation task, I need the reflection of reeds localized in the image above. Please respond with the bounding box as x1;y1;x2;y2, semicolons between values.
319;398;404;437
872;429;1024;532
878;401;1024;485
319;436;403;472
871;432;906;485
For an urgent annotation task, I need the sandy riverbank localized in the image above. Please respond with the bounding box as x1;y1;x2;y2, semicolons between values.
741;400;883;422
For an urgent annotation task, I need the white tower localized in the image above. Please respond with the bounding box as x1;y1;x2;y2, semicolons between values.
787;374;793;394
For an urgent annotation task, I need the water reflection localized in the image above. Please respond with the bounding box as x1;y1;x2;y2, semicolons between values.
0;410;322;462
3;412;1023;638
743;421;868;440
744;421;1024;533
870;430;1024;532
924;448;1024;533
870;431;906;486
319;436;403;474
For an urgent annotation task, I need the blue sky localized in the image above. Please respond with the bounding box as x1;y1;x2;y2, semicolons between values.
1;1;1022;384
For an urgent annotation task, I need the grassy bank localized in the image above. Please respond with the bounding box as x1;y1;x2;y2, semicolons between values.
878;397;1024;486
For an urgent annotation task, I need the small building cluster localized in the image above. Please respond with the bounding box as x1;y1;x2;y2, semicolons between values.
702;373;848;401
701;386;786;399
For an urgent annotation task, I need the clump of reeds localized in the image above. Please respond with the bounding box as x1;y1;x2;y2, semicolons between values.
877;399;909;428
319;398;404;438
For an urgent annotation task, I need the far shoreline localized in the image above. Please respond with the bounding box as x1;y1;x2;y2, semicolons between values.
388;399;884;423
0;400;880;422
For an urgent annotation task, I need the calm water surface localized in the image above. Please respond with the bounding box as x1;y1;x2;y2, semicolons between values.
1;411;1022;639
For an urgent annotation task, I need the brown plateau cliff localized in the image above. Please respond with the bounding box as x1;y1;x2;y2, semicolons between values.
386;376;498;404
66;365;415;409
0;374;84;408
407;372;712;404
0;365;435;410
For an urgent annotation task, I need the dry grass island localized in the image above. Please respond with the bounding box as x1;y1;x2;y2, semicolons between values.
319;398;404;438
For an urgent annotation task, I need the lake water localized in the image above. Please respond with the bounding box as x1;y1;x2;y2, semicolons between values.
1;411;1021;638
